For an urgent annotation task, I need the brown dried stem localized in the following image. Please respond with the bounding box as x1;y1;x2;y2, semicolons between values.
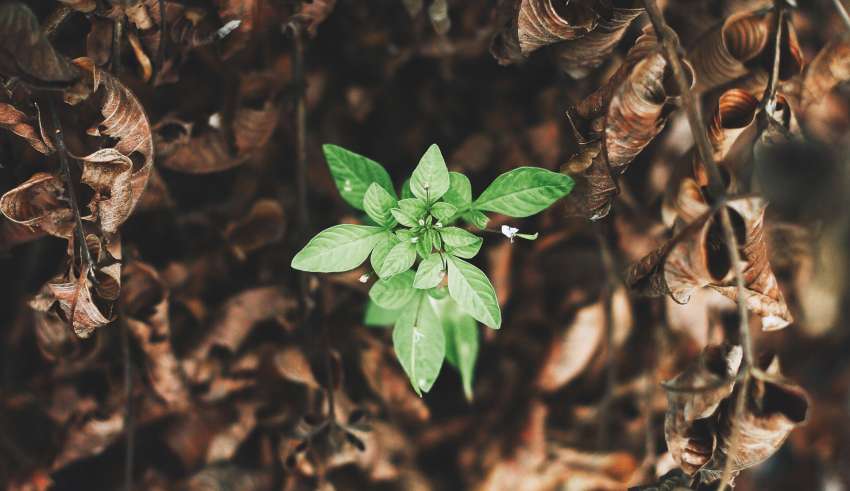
833;0;850;30
641;0;757;487
120;315;135;491
595;222;619;450
47;99;94;271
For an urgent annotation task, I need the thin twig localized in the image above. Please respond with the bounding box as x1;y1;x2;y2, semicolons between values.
833;0;850;30
120;316;135;491
112;17;124;76
47;100;94;270
641;1;756;488
760;2;787;113
595;222;619;449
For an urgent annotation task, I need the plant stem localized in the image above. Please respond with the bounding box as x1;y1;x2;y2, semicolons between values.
121;316;134;491
833;0;850;30
48;99;94;270
640;1;755;487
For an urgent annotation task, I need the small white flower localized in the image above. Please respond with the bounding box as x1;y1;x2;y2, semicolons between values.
216;19;242;40
501;225;519;243
208;113;222;129
343;179;353;192
435;221;443;228
358;273;370;283
418;218;425;226
411;237;419;243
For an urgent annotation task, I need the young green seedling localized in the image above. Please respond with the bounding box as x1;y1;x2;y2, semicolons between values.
292;143;574;398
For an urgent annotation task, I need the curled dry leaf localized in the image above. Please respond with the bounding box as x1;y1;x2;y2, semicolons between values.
224;199;285;260
157;101;280;174
517;0;597;55
66;58;154;233
0;2;79;83
562;142;618;220
628;192;792;330
687;11;769;93
0;103;53;154
554;1;644;79
190;287;298;359
292;0;337;36
663;344;742;475
537;288;632;391
800;34;850;111
123;260;190;408
0;172;74;238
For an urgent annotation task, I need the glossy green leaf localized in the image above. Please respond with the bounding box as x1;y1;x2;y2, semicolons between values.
369;270;417;309
443;172;472;211
398;198;428;222
393;293;445;395
400;178;414;199
410;144;450;202
414;253;445;289
473;167;574;217
417;229;435;258
431;202;457;223
291;225;384;272
370;232;398;276
391;208;419;228
363;183;398;227
364;299;401;327
446;256;501;329
378;240;417;278
323;144;395;210
440;227;483;259
463;210;490;229
440;298;479;401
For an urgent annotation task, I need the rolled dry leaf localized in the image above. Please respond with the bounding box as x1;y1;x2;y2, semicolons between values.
555;1;644;78
490;0;525;65
123;260;190;408
80;149;134;234
224;199;285;260
0;103;53;154
562;143;618;221
0;2;80;83
708;89;759;164
801;34;850;110
517;0;597;55
663;344;742;476
190;287;298;359
66;58;154;229
0;172;74;238
158;101;280;174
707;366;809;476
628;196;792;330
40;270;111;339
687;11;770;93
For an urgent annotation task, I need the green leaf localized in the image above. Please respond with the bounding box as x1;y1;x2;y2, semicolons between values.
292;225;384;272
516;232;539;240
430;202;457;223
431;228;443;250
378;240;417;278
473;167;574;217
369;270;417;309
395;229;416;241
440;227;483;259
398;198;428;222
440;299;479;401
410;144;450;203
427;286;449;299
370;232;398;276
417;230;435;258
393;293;446;395
446;256;501;329
323;144;395;210
363;183;398;227
443;172;472;211
414;253;445;289
400;178;414;199
463;210;490;229
391;208;419;228
364;299;401;327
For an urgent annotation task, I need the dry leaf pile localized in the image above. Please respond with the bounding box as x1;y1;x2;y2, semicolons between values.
1;1;849;490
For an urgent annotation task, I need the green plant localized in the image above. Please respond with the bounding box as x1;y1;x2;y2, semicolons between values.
291;144;574;397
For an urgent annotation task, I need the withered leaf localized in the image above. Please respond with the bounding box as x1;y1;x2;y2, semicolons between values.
801;34;850;111
0;172;74;238
224;199;285;260
0;2;79;83
516;0;597;55
157;101;279;174
0;103;53;154
292;0;337;36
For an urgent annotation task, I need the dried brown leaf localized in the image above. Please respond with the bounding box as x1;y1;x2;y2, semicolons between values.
358;332;430;423
51;410;124;471
292;0;337;37
555;1;644;78
158;101;279;174
0;103;53;154
274;346;321;389
801;34;850;110
224;199;285;260
517;0;597;55
0;172;74;238
0;2;79;83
